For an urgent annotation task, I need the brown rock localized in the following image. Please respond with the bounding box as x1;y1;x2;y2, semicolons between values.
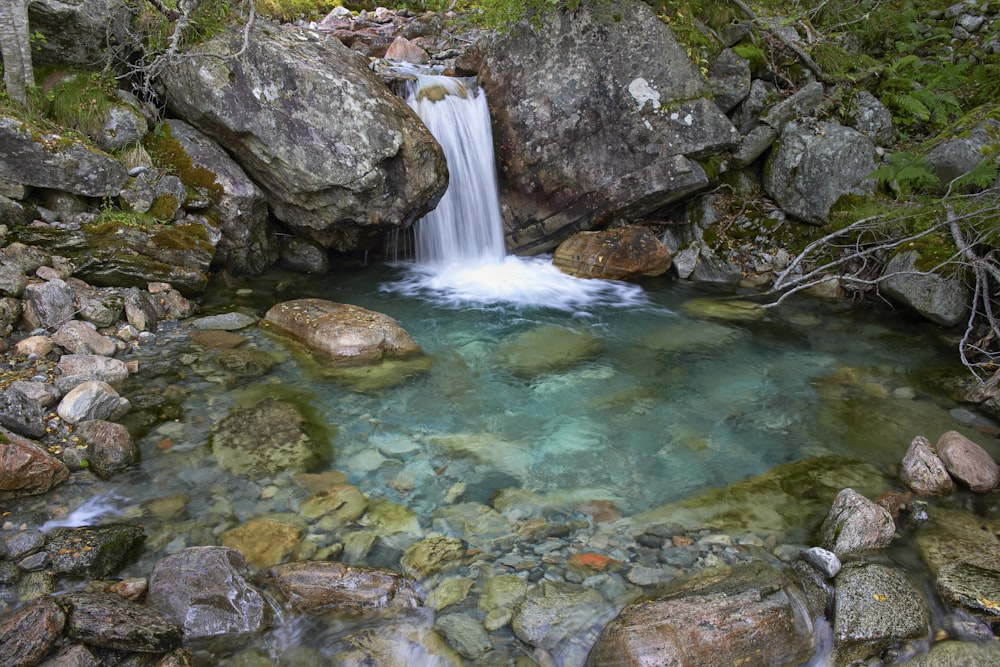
0;427;69;499
257;561;422;613
220;518;302;568
14;335;53;357
585;564;814;667
74;420;139;478
0;596;66;667
51;321;116;356
385;36;430;64
263;298;421;365
553;226;672;280
937;430;1000;492
298;483;368;526
189;329;248;349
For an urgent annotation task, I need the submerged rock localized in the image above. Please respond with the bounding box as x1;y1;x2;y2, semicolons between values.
257;561;422;613
220;518;302;568
210;397;328;477
586;564;815;667
513;580;606;658
497;324;602;379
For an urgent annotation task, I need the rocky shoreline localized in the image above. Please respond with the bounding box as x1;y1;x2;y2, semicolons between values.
2;242;1000;664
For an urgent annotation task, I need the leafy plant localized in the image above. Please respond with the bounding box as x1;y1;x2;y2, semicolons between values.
42;71;116;139
870;152;940;195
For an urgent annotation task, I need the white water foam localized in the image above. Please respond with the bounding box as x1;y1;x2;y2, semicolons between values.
390;73;650;312
41;492;127;530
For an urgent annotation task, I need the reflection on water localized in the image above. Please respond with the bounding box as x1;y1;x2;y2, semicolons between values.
13;262;996;663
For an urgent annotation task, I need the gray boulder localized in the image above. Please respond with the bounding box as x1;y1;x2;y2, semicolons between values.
60;592;181;653
56;354;129;392
0;385;47;439
764;120;876;225
479;0;738;254
28;0;127;68
159;24;447;251
52;320;116;357
0;116;127;197
586;563;815;667
833;562;930;664
56;380;131;424
899;435;956;496
880;250;970;326
98;100;148;152
820;488;896;555
146;546;274;645
22;279;76;332
732;81;826;167
165;119;277;275
279;236;330;274
74;419;139;478
47;524;145;578
707;48;752;113
925;121;999;193
846;90;895;147
118;168;187;220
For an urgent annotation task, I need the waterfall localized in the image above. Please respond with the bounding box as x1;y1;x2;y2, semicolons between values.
385;71;648;312
404;75;506;266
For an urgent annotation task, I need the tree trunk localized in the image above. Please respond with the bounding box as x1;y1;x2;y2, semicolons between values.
0;0;35;105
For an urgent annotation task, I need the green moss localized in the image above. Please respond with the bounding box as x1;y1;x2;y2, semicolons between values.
147;194;181;222
87;208;160;232
144;123;223;203
41;70;116;140
151;222;210;252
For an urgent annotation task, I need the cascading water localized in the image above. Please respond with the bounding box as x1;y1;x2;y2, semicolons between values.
390;73;649;311
404;75;506;266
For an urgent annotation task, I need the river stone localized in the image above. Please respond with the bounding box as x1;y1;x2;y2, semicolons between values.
900;435;956;496
319;616;461;666
553;226;671;280
123;288;159;332
298;483;368;526
5;380;56;409
433;502;514;551
56;380;131;425
764;120;876;225
0;297;22;336
46;524;145;577
324;354;435;392
427;576;475;612
936;430;1000;492
55;354;129;392
263;298;421;364
39;643;99;666
936;561;1000;622
800;546;841;579
279;236;330;274
22;279;76;332
498;325;602;379
189;329;247;350
904;639;1000;666
191;312;258;331
257;561;422;613
435;612;491;659
146;546;273;644
70;283;123;329
586;564;815;667
0;385;47;438
51;321;116;357
833;562;930;665
479;573;527;631
74;419;139;478
513;580;606;655
60;592;181;653
210;397;327;477
479;0;737;254
165;119;277;275
820;488;896;555
3;530;45;560
220;518;302;568
880;250;970;326
401;536;466;580
213;348;277;378
0;595;66;667
0;428;69;499
159;23;447;251
635;456;888;544
0;116;127;198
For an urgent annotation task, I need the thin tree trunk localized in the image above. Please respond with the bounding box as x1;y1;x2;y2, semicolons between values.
0;0;35;105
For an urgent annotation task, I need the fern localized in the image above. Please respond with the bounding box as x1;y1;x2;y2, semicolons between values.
871;152;940;195
951;159;1000;192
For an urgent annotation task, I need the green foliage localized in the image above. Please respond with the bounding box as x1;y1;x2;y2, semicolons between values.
88;207;160;232
256;0;340;22
42;71;116;139
870;152;940;195
878;54;964;134
951;159;1000;192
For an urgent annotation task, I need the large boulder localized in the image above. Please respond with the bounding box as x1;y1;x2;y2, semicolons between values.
159;24;447;251
263;298;421;364
146;546;273;645
764;120;877;225
29;0;128;68
479;0;738;254
899;435;956;496
0;116;127;198
586;564;815;667
164;119;277;275
833;562;930;664
880;250;970;326
936;430;1000;492
819;488;896;555
0;596;66;667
